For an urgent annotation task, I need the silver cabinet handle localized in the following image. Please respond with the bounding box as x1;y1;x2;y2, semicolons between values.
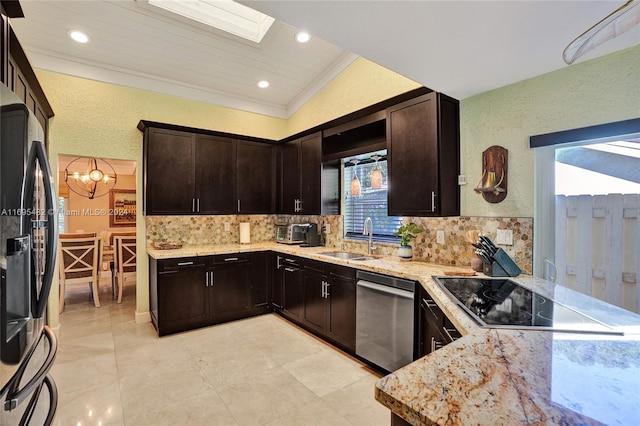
299;199;303;212
276;256;282;269
178;261;194;266
325;282;330;298
197;198;200;212
443;327;458;342
237;199;241;212
284;258;295;263
206;271;210;287
423;298;437;308
321;281;326;298
210;272;214;286
224;257;239;262
192;198;196;213
284;267;296;272
431;191;436;211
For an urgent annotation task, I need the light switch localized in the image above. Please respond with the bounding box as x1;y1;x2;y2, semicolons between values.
436;230;445;244
458;175;467;185
496;229;513;245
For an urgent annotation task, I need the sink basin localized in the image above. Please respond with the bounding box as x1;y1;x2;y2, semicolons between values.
319;251;374;261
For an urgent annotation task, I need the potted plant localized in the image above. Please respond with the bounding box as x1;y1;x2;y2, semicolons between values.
394;222;423;260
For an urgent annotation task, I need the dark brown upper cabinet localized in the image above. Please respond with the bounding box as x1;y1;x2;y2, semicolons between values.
280;132;322;215
236;140;276;214
144;128;238;215
387;92;460;217
142;122;277;215
144;127;197;215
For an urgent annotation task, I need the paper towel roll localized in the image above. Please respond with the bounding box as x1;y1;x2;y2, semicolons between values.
239;222;250;244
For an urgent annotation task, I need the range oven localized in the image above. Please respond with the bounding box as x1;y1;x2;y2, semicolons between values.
355;271;415;372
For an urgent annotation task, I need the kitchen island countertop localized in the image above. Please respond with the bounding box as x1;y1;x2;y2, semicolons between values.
148;242;640;425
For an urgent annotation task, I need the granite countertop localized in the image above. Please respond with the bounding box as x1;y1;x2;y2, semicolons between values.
147;242;640;425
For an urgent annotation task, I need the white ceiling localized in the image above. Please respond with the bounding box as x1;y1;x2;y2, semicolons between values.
10;0;356;119
241;0;640;101
10;1;640;120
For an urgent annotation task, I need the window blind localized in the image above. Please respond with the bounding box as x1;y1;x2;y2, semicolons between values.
344;158;402;240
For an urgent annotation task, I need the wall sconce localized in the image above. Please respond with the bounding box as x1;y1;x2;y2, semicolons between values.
350;159;361;197
64;157;117;199
370;154;382;189
474;145;508;203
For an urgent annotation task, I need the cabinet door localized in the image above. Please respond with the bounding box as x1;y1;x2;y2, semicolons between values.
299;132;322;215
157;267;209;333
195;135;236;214
145;128;196;215
251;252;270;310
210;261;252;323
302;267;327;333
282;266;303;320
280;141;300;214
237;141;276;213
327;271;356;351
387;93;439;216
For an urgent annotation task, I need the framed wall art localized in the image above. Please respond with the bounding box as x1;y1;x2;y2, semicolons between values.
109;189;136;227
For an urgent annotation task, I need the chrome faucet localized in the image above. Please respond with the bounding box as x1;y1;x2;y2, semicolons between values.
363;217;376;255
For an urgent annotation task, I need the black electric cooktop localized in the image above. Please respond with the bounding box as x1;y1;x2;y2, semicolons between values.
434;277;620;334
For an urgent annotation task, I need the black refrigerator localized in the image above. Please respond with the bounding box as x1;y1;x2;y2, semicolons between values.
0;83;58;424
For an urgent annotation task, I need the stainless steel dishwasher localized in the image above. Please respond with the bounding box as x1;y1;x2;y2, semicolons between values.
356;270;415;372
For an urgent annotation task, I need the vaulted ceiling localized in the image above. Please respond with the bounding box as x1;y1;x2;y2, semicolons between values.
10;1;640;120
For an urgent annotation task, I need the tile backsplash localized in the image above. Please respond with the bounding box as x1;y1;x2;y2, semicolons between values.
146;214;533;274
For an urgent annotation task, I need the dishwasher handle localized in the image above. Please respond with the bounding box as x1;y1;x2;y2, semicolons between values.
356;280;414;299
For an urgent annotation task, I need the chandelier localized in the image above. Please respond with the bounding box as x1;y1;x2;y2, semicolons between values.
64;157;117;199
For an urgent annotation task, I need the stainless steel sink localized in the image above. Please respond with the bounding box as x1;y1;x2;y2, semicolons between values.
319;251;374;261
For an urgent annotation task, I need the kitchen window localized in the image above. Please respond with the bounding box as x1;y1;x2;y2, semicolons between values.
343;150;402;241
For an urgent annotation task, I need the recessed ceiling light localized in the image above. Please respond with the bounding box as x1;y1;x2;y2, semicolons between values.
68;30;90;44
295;31;311;43
257;80;270;89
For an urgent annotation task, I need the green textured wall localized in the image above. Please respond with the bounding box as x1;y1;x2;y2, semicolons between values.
460;45;640;216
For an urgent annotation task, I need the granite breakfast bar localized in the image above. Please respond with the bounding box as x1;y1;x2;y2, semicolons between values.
148;243;640;426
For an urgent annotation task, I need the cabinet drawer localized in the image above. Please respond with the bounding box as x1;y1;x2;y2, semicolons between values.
420;294;443;324
158;257;206;272
211;253;251;265
442;317;462;343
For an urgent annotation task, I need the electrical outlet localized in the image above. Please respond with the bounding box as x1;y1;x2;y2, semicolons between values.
436;230;445;244
458;175;467;185
496;229;513;245
224;222;231;232
324;224;331;234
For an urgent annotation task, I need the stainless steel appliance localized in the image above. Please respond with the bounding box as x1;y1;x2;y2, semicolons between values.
0;84;58;424
275;223;307;245
434;277;620;335
300;223;320;247
356;271;415;372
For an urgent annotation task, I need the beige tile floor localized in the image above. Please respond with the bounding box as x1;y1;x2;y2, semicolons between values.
53;279;390;426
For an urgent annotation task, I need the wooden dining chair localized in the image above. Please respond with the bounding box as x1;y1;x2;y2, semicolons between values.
58;236;101;312
114;236;136;303
108;232;136;297
60;232;97;239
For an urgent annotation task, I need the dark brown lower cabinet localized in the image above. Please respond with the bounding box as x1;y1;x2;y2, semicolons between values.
210;254;252;323
417;285;461;358
326;266;356;351
301;260;356;353
150;257;210;336
149;253;266;336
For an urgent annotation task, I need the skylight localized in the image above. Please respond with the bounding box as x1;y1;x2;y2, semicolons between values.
147;0;275;43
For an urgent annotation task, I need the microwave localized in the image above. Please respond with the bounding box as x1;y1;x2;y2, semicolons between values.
275;224;307;244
